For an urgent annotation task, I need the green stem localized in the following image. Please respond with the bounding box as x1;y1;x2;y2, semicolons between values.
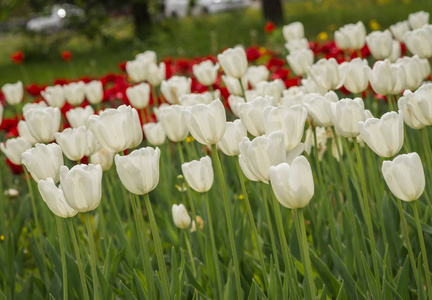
411;201;432;300
397;199;418;281
238;78;247;100
210;144;242;299
203;192;224;298
234;159;268;290
84;213;100;300
353;139;380;282
130;193;156;299
294;209;316;299
0;154;5;232
143;193;170;299
183;230;196;277
67;219;90;300
208;84;215;100
421;128;432;209
56;217;68;300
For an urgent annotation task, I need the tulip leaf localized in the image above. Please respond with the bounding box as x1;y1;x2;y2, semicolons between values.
268;262;283;300
133;269;148;300
309;247;341;297
382;278;403;300
15;274;33;300
359;251;380;299
247;280;267;300
120;280;138;300
417;254;426;300
403;209;432;235
335;281;345;300
318;285;327;300
329;245;358;300
395;256;410;299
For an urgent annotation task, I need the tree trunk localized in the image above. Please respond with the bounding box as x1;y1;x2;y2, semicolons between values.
132;1;152;38
261;0;284;24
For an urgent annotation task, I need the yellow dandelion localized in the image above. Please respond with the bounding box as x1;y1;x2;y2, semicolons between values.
318;32;328;41
0;235;4;241
369;19;380;31
239;194;244;200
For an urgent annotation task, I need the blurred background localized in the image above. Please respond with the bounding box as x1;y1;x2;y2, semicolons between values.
0;0;431;85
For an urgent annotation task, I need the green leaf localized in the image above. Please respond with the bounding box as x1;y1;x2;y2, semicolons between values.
268;263;283;300
359;251;380;299
329;245;358;300
247;280;267;300
120;281;138;300
170;247;178;300
16;274;33;300
309;248;341;297
395;256;410;299
335;281;345;300
133;269;148;300
382;278;403;300
417;254;426;300
318;285;327;300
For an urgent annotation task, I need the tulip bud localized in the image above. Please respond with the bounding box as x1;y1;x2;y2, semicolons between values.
263;105;307;151
64;81;86;106
331;98;365;138
193;60;219;86
395;56;425;91
408;11;429;30
400;83;432;126
90;147;115;171
390;21;410;42
60;164;102;212
334;21;366;50
182;156;214;193
222;75;248;96
238;96;274;137
239;131;286;183
2;81;23;105
403;25;432;59
126;59;147;83
382;152;425;202
190;215;204;232
283;22;305;42
366;30;393;60
339;58;371;94
115;147;160;195
358;111;404;158
23;106;61;143
41;85;66;108
143;122;166;146
286;49;314;76
136;50;157;64
246;65;270;88
126;83;151;109
285;38;309;52
269;156;314;209
172;204;191;229
66;105;94;128
368;59;406;95
21;143;64;183
88;105;143;153
85;80;103;105
161;76;192;104
308;58;342;92
158;105;189;142
217;47;248;79
18;121;38;145
0;137;32;165
38;178;78;218
147;62;166;86
303;91;338;127
55;126;89;162
217;119;247;156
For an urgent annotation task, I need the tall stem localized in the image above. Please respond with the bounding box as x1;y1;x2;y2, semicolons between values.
67;219;90;300
203;192;224;298
183;230;196;276
143;193;170;299
411;201;432;300
238;78;247;100
210;144;242;299
84;213;100;300
56;217;68;300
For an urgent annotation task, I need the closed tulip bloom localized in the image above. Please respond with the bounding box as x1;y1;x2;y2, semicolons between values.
143;122;166;146
404;26;432;59
126;83;151;109
308;58;342;92
366;30;393;60
301;77;327;94
228;95;245;117
183;99;226;145
55;126;88;161
147;62;166;86
64;81;86;106
382;152;425;202
2;81;23;105
263;105;307;151
283;22;304;42
246;65;270;88
136;50;157;64
303;91;339;127
217;119;247;156
193;60;219;86
21;143;64;183
256;79;285;104
280;87;306;108
90;147;115;171
84;129;99;156
115;147;160;195
179;91;216;106
239;131;286;183
217;47;248;79
388;40;402;63
368;59;405;95
334;21;366;50
0;137;32;165
269;156;314;209
286;49;314;76
331;98;365;138
66;105;94;128
38;178;78;218
60;164;102;212
158;105;189;142
24;107;61;143
18;121;38;145
238;96;273;136
390;21;410;42
339;58;370;94
41;85;66;108
88;105;143;153
401;84;432;125
172;204;191;229
126;59;147;82
222;75;248;96
238;154;260;182
408;11;429;30
397;96;426;129
22;102;47;114
358;111;404;157
182;156;214;193
161;76;192;104
85;80;103;105
285;38;309;52
396;56;425;91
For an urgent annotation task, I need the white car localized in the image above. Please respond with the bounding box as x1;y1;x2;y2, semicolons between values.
26;4;84;33
164;0;251;18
